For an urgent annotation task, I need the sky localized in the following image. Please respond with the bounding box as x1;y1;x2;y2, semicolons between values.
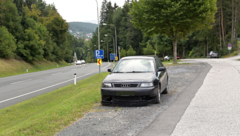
44;0;125;24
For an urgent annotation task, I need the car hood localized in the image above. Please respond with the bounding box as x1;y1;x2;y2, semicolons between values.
103;73;156;83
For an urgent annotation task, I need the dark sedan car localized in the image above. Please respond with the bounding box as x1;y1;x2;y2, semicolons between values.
101;56;168;106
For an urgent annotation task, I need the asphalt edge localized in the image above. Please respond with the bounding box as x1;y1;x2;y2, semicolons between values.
137;62;212;136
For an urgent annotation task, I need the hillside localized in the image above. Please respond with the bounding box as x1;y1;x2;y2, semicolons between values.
0;59;69;78
68;22;98;39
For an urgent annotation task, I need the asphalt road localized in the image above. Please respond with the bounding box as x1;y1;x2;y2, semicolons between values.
0;62;112;109
139;55;240;136
172;56;240;136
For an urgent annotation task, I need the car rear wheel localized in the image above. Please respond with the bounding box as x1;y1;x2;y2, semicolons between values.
155;85;161;104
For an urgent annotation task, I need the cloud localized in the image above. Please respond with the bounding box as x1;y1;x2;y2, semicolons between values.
44;0;125;23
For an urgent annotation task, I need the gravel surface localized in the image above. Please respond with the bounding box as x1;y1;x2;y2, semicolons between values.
57;63;207;136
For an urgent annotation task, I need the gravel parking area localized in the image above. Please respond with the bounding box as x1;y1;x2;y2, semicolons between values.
57;63;207;136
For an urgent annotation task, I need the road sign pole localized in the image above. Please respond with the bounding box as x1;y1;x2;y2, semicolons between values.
99;65;101;75
95;50;104;75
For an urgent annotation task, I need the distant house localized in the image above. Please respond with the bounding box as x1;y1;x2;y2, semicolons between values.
85;39;89;41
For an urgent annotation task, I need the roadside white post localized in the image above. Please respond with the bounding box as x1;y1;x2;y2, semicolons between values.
57;65;58;67
74;73;76;85
26;68;28;72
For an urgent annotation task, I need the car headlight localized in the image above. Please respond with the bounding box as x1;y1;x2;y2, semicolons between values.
102;83;112;88
140;83;153;87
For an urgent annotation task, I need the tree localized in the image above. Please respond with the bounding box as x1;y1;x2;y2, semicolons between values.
0;0;6;26
130;0;217;63
13;0;24;15
151;34;172;57
0;26;16;58
3;0;23;42
143;42;154;55
43;10;69;46
120;48;126;57
126;45;136;56
100;0;108;24
18;28;45;61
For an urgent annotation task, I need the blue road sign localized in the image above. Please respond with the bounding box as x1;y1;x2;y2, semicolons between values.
95;50;104;59
110;53;116;60
228;43;232;47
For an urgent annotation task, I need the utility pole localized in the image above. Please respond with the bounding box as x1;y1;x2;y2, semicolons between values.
118;46;121;60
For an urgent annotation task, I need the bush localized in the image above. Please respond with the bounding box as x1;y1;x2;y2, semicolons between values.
0;26;17;58
127;45;136;56
233;51;238;56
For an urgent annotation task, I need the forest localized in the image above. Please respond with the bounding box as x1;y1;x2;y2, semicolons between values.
0;0;239;63
88;0;240;62
0;0;89;63
68;22;97;34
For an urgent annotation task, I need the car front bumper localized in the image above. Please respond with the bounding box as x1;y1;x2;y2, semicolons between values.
101;87;158;106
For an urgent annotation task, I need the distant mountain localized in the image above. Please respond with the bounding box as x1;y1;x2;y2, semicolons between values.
68;22;98;33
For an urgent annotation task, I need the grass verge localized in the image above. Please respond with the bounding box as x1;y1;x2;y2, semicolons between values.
237;40;240;48
222;51;239;58
0;72;109;136
0;59;70;78
162;59;182;66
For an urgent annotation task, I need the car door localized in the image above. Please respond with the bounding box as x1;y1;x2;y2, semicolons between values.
155;57;166;92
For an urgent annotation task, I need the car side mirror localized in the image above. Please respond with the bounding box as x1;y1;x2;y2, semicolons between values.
158;67;166;71
108;69;112;72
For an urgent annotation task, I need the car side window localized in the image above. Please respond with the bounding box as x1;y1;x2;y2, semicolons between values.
155;57;163;67
155;58;161;69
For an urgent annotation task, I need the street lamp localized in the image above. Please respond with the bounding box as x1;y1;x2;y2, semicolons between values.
103;23;117;58
105;34;115;61
95;0;100;50
94;0;101;75
101;40;109;62
118;46;121;60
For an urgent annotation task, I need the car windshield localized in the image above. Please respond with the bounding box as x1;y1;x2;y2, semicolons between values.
113;59;155;73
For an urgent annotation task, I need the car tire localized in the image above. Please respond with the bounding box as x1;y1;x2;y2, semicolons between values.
155;85;161;104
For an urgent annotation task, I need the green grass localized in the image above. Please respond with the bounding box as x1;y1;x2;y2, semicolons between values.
222;51;239;58
237;40;240;48
0;73;109;136
0;58;70;78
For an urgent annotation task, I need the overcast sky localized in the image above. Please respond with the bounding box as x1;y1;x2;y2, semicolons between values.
44;0;125;24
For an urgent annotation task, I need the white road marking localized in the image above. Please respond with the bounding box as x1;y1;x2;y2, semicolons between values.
0;63;111;104
51;72;62;75
71;69;76;70
11;79;32;85
0;65;74;80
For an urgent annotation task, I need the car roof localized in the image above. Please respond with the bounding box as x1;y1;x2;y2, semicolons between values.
121;56;156;60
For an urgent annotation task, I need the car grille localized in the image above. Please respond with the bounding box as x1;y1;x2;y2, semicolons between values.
113;83;139;88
